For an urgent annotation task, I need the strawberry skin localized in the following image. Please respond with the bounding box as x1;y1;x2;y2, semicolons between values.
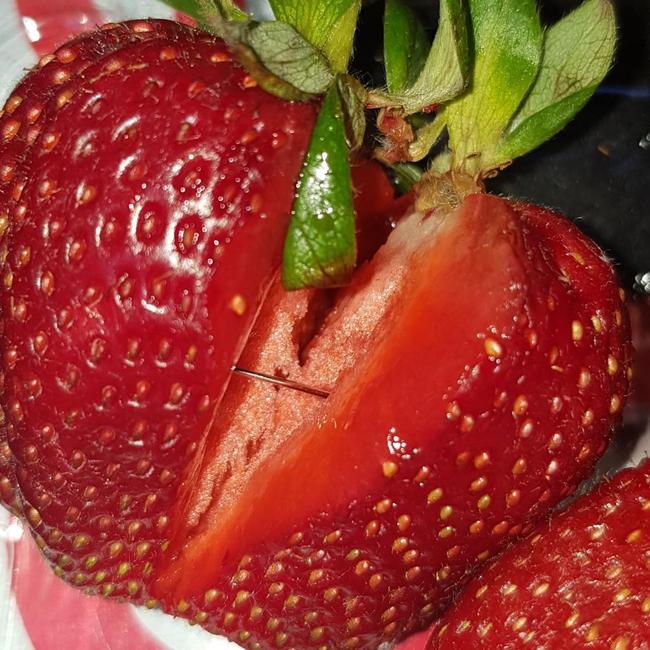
427;461;650;649
153;194;631;648
0;18;206;515
0;21;316;600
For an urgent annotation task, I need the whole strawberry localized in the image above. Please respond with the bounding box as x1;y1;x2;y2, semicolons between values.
0;1;632;650
426;461;650;649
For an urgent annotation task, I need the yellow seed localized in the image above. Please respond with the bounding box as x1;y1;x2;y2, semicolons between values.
572;320;584;341
608;355;619;375
382;461;398;478
611;636;629;650
565;611;579;628
477;495;491;510
440;505;453;520
229;294;247;316
641;597;650;613
626;529;642;544
427;488;443;504
512;617;527;632
614;588;631;603
592;315;604;332
533;582;550;597
513;395;528;416
610;394;621;414
484;338;503;358
234;590;251;607
585;624;600;642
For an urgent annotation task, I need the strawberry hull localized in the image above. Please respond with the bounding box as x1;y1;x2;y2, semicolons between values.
0;21;317;602
153;194;631;649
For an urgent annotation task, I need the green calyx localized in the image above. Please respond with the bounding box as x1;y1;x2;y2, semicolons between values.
430;0;617;177
163;0;617;290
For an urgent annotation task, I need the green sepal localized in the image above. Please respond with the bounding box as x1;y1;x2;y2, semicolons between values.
248;22;335;95
268;0;361;73
389;162;423;194
213;0;249;22
442;0;543;175
336;76;367;151
282;85;356;290
384;0;429;93
370;0;469;115
173;1;334;101
489;0;617;165
160;0;248;26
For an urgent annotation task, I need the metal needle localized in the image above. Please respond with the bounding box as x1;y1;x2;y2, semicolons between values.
233;367;330;399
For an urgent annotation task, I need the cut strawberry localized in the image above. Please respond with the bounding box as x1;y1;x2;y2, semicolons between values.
151;194;630;647
427;461;650;649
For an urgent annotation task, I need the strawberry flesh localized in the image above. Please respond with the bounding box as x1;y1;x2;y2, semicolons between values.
427;461;650;649
153;194;630;648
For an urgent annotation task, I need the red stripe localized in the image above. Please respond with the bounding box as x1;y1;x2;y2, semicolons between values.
16;0;104;55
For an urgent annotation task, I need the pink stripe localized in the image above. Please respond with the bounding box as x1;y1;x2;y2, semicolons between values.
12;533;163;650
17;0;105;55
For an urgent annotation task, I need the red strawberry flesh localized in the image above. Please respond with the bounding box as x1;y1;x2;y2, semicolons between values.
151;194;630;648
427;461;650;649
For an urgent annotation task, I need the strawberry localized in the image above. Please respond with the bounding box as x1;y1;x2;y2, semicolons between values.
150;193;630;648
0;2;632;649
0;17;317;600
0;17;211;515
426;461;650;649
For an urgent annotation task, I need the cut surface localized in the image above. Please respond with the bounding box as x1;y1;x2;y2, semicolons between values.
158;193;527;593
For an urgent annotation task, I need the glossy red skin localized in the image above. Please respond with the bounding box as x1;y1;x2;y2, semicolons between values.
426;461;650;649
0;21;317;600
0;18;204;515
154;195;630;649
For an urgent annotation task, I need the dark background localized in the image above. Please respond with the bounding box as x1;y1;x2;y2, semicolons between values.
353;0;650;292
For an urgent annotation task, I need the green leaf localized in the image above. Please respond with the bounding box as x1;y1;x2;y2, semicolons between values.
160;0;248;24
282;85;356;290
214;0;248;22
268;0;361;72
336;75;367;151
443;0;543;174
408;112;447;161
384;0;429;93
369;0;469;115
248;22;335;95
491;0;616;164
